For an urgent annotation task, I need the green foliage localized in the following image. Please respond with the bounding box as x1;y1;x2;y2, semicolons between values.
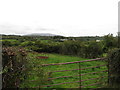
24;40;104;58
20;41;35;47
53;36;65;39
2;41;12;47
2;34;118;59
103;34;118;52
32;53;107;88
83;41;103;58
59;41;103;58
20;52;49;88
2;47;27;88
27;40;60;53
60;41;82;56
2;40;21;47
2;47;49;88
107;48;120;88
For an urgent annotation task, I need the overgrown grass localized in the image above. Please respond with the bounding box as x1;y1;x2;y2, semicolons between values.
20;52;108;88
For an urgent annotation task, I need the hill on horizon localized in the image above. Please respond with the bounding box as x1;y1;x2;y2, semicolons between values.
24;33;61;36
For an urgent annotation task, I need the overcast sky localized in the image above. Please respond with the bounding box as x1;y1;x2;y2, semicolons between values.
0;0;119;36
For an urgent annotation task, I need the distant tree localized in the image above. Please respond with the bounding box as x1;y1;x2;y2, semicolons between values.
20;41;35;47
53;36;65;39
103;34;117;52
2;41;12;47
83;41;103;58
60;41;82;56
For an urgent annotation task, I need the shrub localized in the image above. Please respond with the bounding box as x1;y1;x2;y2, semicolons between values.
2;41;12;47
59;41;82;56
2;47;27;88
83;41;103;58
107;48;120;88
20;41;35;47
103;34;118;52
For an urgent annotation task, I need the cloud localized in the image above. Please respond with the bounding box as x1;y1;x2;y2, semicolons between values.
0;24;57;35
0;24;31;35
35;27;50;31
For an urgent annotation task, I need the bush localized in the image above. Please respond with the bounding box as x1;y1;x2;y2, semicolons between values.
103;34;118;53
2;41;12;47
83;41;103;58
107;48;120;88
59;41;82;56
30;41;60;53
19;40;104;59
2;47;27;88
20;41;35;47
59;41;103;58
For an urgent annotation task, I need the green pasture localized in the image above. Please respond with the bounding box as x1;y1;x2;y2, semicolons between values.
20;52;108;88
1;39;17;41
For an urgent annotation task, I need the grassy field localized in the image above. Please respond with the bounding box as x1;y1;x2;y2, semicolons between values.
20;52;108;88
1;39;17;41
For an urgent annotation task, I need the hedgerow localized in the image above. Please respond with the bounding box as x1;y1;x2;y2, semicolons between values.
2;47;27;88
107;48;120;88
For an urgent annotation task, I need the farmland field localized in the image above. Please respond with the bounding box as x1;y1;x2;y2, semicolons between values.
20;52;108;88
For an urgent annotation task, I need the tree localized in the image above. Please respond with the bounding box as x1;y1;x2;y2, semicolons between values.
103;34;117;53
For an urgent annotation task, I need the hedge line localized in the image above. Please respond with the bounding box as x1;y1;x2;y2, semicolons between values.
2;47;27;88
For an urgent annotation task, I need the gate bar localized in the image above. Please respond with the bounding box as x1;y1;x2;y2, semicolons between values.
47;70;108;80
41;76;107;87
42;58;106;66
47;64;107;73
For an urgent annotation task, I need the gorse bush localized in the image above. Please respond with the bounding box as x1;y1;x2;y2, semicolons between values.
2;47;27;88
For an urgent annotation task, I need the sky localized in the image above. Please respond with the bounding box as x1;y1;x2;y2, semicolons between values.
0;0;119;37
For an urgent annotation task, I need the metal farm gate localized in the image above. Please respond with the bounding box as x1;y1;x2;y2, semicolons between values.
40;58;108;88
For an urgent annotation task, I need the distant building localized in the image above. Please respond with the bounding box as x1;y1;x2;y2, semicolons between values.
96;40;100;42
60;39;68;41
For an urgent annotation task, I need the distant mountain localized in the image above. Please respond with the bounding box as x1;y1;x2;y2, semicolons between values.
24;33;60;36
